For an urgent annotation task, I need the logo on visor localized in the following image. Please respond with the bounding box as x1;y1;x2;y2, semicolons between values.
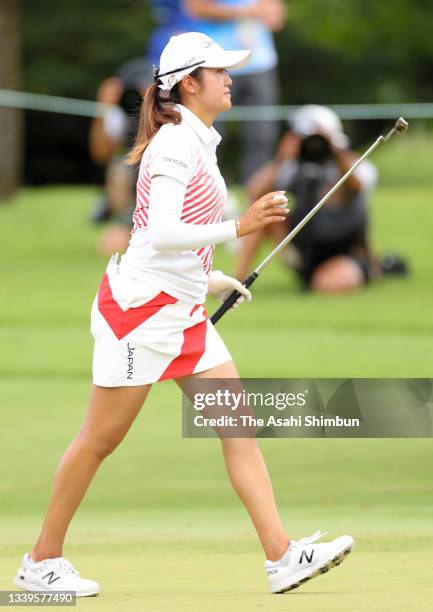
168;75;177;88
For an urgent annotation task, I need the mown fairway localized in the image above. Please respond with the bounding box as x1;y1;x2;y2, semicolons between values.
1;136;432;610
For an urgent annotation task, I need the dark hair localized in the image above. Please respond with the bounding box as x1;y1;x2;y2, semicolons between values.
126;68;203;165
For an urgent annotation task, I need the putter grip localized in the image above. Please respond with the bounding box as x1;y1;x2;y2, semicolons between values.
210;272;258;325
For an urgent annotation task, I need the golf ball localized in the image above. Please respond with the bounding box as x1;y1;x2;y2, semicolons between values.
272;193;288;208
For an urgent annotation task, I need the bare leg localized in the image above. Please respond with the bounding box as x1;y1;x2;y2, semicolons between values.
311;255;365;293
177;361;290;561
235;220;290;280
105;159;135;215
98;159;135;256
31;384;151;562
99;224;131;256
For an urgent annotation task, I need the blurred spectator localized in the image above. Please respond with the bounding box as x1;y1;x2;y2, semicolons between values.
89;57;151;255
147;0;198;63
185;0;286;183
149;0;287;183
235;104;389;292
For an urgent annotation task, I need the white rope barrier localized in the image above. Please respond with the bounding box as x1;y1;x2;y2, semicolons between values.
1;89;433;121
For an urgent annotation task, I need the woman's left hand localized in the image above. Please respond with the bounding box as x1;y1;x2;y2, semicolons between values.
207;271;252;308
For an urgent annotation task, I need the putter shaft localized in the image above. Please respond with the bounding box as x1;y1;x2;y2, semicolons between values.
256;137;384;273
211;117;409;324
257;117;408;274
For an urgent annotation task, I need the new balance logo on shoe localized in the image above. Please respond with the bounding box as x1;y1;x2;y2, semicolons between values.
42;571;61;585
299;549;314;564
266;532;355;594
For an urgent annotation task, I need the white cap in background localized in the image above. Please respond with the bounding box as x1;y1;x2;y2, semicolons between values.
154;32;251;91
289;104;349;148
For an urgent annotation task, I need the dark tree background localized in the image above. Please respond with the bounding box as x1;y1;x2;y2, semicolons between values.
12;0;433;185
0;0;21;199
20;0;433;101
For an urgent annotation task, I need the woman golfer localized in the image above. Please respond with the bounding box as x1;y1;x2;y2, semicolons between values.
14;32;353;596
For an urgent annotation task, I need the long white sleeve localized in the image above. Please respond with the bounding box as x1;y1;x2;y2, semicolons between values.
147;174;237;251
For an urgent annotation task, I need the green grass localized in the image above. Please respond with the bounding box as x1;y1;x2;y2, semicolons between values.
0;136;432;610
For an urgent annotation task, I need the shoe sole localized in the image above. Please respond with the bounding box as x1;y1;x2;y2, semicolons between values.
13;577;99;598
274;543;353;594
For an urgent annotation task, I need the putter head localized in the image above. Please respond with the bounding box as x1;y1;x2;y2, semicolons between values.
383;117;409;141
395;117;409;133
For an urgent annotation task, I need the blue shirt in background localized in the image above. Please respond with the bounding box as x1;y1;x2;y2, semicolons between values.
148;0;278;75
147;0;196;65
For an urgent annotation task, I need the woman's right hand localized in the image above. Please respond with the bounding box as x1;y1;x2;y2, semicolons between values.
237;191;289;237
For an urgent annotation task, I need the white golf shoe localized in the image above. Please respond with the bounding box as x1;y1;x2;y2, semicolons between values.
265;530;354;593
13;553;100;597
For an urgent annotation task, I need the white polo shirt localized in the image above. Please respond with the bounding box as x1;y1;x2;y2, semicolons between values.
117;104;236;306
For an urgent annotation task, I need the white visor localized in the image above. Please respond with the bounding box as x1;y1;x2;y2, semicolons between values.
156;32;251;91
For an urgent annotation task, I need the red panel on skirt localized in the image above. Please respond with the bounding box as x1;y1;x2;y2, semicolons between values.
158;317;208;381
97;273;178;340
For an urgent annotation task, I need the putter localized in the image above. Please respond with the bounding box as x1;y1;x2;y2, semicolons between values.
211;117;409;324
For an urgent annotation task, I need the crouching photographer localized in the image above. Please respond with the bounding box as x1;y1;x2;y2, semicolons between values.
236;105;407;292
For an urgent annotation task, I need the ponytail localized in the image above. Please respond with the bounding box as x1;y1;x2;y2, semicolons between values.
126;69;202;165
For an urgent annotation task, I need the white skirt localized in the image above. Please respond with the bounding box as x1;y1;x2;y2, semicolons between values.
90;271;232;387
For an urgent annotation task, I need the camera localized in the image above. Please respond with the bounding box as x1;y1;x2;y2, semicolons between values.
118;87;143;116
299;134;332;163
